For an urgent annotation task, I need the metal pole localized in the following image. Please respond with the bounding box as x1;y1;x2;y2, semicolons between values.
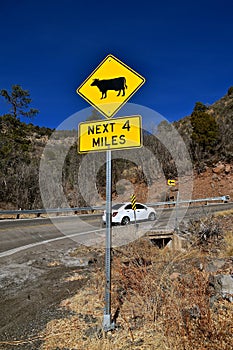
133;210;137;228
103;149;115;331
175;190;179;233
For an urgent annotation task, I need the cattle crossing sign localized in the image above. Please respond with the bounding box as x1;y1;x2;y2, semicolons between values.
76;54;145;118
76;54;145;333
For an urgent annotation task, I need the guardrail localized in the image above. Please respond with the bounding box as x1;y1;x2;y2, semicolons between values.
0;206;103;219
147;195;230;207
0;195;230;220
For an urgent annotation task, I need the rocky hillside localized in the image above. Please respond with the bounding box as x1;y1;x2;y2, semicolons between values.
0;87;233;210
210;89;233;159
175;86;233;169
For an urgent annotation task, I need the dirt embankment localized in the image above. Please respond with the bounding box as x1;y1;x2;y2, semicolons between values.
0;241;101;350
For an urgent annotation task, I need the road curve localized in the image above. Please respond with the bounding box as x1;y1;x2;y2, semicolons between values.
0;202;232;257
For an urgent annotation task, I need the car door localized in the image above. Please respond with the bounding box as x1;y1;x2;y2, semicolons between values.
123;204;134;221
135;203;148;221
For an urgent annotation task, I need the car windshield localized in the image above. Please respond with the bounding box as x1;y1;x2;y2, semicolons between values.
112;204;123;210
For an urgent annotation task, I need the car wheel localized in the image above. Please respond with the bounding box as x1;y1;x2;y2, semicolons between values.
121;216;130;225
148;212;156;221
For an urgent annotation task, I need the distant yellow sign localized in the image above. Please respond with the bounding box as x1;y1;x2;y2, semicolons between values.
78;115;142;153
167;179;176;186
76;54;145;119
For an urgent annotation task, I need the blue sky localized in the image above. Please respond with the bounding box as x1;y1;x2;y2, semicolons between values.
0;0;233;129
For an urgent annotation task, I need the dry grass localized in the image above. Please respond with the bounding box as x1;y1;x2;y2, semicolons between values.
214;208;233;217
224;231;233;257
40;235;233;350
214;212;233;257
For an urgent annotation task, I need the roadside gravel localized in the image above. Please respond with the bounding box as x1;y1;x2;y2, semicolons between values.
0;240;98;350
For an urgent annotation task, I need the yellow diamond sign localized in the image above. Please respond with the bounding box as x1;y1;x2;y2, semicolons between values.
76;54;145;118
78;115;142;153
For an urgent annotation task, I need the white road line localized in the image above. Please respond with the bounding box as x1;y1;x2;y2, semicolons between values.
0;228;104;258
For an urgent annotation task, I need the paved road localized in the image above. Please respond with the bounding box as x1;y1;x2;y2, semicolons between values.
0;216;105;256
0;201;232;348
0;202;232;257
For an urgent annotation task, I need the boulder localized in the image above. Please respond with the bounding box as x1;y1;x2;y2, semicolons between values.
212;163;225;174
209;274;233;303
211;173;219;181
206;259;226;273
225;164;231;174
170;272;181;280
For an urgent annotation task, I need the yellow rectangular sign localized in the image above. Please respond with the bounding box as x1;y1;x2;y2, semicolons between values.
167;179;176;186
78;115;142;153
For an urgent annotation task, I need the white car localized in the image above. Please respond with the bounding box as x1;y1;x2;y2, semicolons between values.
102;202;157;225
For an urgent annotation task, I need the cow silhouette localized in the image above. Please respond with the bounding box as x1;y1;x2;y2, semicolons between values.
91;77;127;99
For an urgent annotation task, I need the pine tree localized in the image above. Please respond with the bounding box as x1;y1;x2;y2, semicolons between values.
190;102;219;158
0;85;39;119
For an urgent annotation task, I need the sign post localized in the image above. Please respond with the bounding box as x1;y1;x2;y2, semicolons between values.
76;54;145;332
131;194;137;228
103;148;114;331
175;190;179;233
167;179;176;204
167;179;179;235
